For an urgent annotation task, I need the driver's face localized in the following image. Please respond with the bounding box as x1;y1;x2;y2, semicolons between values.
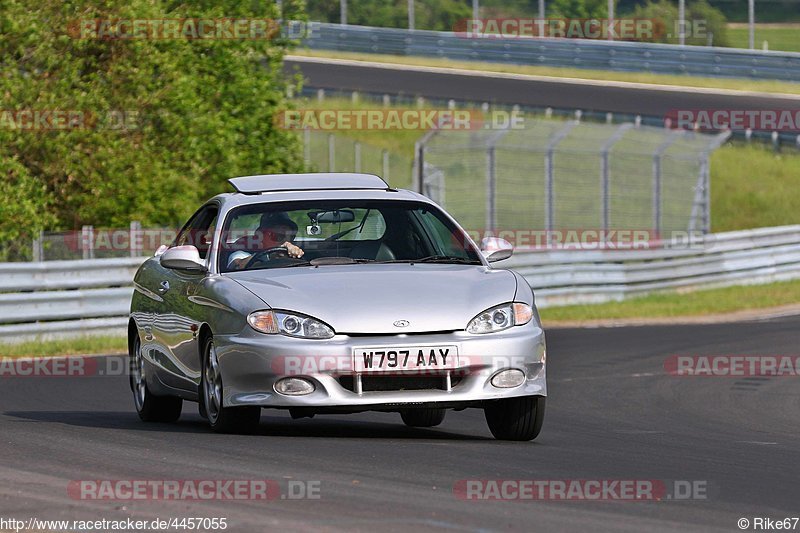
259;224;297;245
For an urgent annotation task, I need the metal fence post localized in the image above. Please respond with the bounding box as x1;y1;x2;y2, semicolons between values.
485;127;512;233
130;220;142;257
32;230;43;262
689;130;731;234
600;124;633;234
652;130;683;237
544;121;578;232
328;134;335;172
82;225;95;260
486;144;496;233
303;128;311;167
354;141;361;172
382;149;389;181
413;129;438;195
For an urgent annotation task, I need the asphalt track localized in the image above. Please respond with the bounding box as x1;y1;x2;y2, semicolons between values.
2;315;799;532
284;56;800;117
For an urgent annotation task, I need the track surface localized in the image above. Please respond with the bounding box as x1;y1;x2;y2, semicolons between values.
284;57;800;117
2;315;799;531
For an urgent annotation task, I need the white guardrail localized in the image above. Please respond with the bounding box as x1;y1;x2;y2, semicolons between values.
1;225;800;343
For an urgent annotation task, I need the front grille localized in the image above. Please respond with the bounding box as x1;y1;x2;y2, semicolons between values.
338;374;463;392
342;330;458;338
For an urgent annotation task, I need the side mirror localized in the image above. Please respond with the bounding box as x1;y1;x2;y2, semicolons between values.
160;245;207;271
480;237;514;263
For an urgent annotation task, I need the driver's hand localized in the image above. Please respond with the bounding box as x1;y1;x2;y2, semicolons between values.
284;242;304;258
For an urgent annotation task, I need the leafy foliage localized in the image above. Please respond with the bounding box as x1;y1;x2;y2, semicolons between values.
629;0;728;46
0;0;306;240
306;0;472;30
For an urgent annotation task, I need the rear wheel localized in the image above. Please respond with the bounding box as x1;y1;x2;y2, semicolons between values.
400;408;446;428
130;333;182;422
484;395;545;441
201;336;260;434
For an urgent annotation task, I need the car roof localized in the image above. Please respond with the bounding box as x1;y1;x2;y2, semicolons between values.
211;175;433;210
228;172;390;194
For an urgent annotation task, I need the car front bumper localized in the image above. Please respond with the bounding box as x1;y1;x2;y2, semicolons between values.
213;321;546;411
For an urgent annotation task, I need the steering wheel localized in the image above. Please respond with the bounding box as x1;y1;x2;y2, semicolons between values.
244;246;291;268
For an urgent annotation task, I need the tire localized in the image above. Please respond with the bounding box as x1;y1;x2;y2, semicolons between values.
400;408;446;428
201;336;260;434
130;332;182;423
484;395;546;441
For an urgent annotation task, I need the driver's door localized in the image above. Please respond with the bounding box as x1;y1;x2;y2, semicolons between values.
150;204;218;393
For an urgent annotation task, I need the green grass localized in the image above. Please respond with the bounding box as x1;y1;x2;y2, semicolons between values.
727;24;800;53
0;336;127;358
710;143;800;232
292;49;800;96
541;279;800;322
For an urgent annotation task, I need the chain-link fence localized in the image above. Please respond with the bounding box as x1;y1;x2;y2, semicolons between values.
302;130;415;188
414;118;731;237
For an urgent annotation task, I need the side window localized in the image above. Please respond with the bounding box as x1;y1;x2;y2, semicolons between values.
415;208;473;259
173;205;219;260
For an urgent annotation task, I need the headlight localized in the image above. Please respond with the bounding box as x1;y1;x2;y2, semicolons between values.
247;310;334;339
466;303;533;334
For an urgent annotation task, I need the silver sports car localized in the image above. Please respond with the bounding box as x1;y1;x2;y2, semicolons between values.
129;173;546;440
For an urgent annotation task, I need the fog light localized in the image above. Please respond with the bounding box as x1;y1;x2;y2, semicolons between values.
275;377;315;396
491;369;525;388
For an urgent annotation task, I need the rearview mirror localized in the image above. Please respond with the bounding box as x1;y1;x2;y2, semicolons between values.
309;210;356;223
480;237;514;263
160;245;207;271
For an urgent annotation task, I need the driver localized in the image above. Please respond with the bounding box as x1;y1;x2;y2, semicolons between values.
227;212;304;270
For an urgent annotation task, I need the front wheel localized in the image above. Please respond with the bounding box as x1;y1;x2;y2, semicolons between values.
400;408;446;427
130;333;182;422
201;336;260;434
484;396;545;441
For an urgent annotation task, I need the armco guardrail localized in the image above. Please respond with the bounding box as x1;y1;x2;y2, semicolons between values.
499;225;800;307
1;225;800;343
302;23;800;81
0;257;145;343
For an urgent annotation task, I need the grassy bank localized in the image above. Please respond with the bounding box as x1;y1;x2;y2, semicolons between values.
0;336;127;358
727;24;800;53
540;279;800;322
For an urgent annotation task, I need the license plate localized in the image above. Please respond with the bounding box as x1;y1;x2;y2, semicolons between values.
352;345;458;373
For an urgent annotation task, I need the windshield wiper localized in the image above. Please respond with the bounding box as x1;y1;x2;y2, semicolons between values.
379;255;480;264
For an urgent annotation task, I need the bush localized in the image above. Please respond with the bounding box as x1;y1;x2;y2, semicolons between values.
306;0;472;31
0;0;306;232
629;0;729;47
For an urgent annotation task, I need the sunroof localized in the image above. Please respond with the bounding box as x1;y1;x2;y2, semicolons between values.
228;173;390;194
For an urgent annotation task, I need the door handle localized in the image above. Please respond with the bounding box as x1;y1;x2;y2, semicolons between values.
158;280;170;293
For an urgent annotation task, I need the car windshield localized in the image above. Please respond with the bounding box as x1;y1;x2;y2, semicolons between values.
218;200;482;272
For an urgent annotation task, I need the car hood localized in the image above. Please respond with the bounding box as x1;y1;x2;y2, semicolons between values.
226;264;518;334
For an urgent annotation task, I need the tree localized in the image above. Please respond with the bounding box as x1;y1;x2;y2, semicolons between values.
0;0;306;241
629;0;729;46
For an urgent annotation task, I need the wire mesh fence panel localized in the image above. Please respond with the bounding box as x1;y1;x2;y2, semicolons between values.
419;116;729;239
304;131;413;188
